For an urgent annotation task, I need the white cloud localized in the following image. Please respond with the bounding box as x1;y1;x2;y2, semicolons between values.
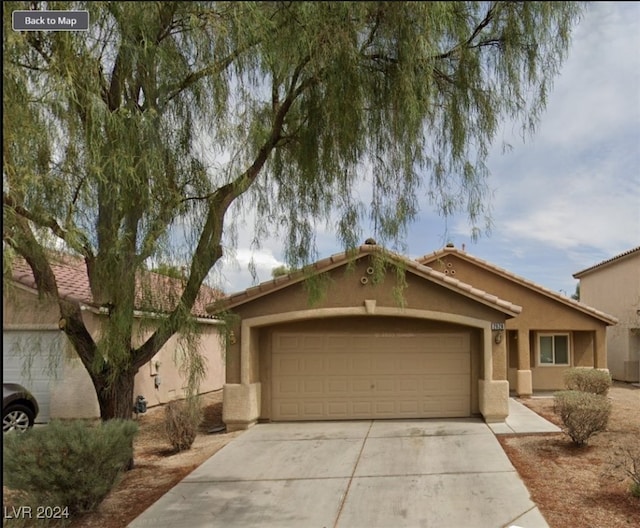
214;245;286;293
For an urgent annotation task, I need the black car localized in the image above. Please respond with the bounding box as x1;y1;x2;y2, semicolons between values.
3;383;39;433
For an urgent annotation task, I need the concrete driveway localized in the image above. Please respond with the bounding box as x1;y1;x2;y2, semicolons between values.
129;418;548;528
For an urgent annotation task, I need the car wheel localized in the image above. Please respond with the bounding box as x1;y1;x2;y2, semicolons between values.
3;404;35;433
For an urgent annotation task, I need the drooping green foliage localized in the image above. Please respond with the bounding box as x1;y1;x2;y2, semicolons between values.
3;1;585;419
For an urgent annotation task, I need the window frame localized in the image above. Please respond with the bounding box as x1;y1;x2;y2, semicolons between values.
536;333;571;367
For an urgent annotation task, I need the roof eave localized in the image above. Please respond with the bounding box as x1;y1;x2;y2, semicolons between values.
209;245;522;318
573;246;640;278
420;248;618;326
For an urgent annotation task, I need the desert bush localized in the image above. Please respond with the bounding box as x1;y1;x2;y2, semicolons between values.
553;390;611;446
164;398;202;452
3;419;138;516
563;367;612;396
608;444;640;498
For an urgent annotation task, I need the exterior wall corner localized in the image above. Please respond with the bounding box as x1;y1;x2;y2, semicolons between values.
222;382;261;431
516;370;533;397
478;379;509;422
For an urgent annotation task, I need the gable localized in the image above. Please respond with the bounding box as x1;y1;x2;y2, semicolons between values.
212;245;521;320
419;248;616;326
573;246;640;279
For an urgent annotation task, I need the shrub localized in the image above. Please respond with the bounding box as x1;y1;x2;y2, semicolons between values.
608;445;640;498
3;419;138;516
164;398;202;452
553;390;611;446
563;367;612;396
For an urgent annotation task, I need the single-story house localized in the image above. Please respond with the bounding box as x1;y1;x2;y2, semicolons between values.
210;242;616;431
3;255;226;422
573;246;640;382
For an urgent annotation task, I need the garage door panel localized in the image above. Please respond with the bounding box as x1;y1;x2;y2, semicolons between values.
277;379;300;394
272;332;471;421
3;331;64;423
326;379;348;393
325;356;349;374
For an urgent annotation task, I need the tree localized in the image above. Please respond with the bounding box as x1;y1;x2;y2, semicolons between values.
150;263;186;281
271;265;291;278
3;1;585;421
572;283;580;301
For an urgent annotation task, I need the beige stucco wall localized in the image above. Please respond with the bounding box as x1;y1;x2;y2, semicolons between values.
428;254;610;391
578;252;640;382
3;285;225;419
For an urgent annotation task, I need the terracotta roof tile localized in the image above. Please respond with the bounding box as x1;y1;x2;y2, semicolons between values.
10;256;221;319
211;244;523;316
573;246;640;278
418;246;618;325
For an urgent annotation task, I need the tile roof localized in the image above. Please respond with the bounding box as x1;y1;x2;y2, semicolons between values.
210;244;523;316
417;246;618;325
9;255;222;319
573;246;640;278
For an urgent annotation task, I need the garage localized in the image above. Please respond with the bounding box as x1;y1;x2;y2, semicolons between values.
272;332;471;420
2;330;65;423
216;244;523;430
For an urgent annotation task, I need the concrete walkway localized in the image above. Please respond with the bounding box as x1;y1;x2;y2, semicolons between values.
129;415;556;528
487;398;561;435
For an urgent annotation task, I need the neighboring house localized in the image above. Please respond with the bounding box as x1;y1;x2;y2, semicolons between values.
573;246;640;383
210;242;616;432
3;255;226;422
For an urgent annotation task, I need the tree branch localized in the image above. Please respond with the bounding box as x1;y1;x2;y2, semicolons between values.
134;56;315;367
160;44;252;107
434;3;498;61
3;192;94;259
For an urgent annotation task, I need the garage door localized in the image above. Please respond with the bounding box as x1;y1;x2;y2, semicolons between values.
272;332;470;421
3;330;65;423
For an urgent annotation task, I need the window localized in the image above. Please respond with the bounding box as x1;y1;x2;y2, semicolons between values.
538;334;570;366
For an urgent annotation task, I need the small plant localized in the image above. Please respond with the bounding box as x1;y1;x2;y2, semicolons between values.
553;390;611;446
3;419;138;517
608;444;640;498
164;398;202;452
563;367;612;396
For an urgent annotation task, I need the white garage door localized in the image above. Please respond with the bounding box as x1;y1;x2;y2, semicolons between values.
3;330;65;423
272;332;470;421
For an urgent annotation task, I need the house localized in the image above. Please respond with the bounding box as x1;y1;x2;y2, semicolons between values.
573;246;640;383
3;255;226;422
210;242;617;431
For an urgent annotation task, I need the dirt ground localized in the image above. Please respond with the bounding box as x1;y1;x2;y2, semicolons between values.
4;383;639;528
499;381;640;528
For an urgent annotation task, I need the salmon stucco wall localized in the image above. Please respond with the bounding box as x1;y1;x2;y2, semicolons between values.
4;285;225;419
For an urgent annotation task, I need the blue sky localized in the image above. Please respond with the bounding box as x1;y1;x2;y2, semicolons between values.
215;2;640;296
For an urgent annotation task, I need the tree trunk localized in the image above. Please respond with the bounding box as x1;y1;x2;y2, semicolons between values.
94;367;138;469
95;367;137;421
